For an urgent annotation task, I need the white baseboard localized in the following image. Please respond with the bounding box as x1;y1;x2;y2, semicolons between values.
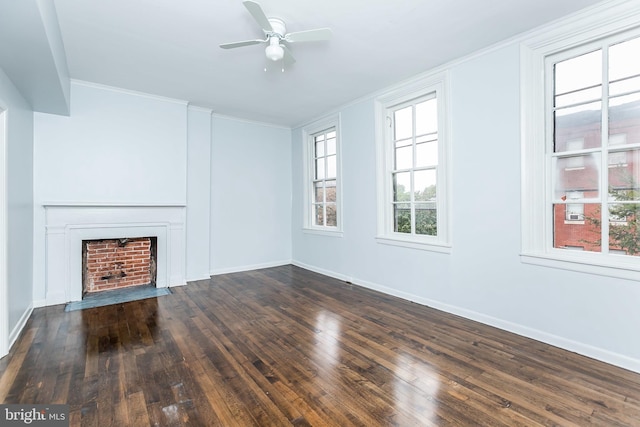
33;299;47;308
8;303;33;351
185;274;211;283
292;259;640;374
210;259;291;276
292;260;351;282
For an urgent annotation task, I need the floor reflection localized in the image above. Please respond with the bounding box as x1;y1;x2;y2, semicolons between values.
312;310;342;369
393;352;440;423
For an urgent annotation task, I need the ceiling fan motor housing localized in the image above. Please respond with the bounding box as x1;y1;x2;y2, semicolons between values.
267;18;286;37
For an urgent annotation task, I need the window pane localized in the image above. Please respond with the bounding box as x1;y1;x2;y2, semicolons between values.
415;98;437;136
609;75;640;97
326;203;337;227
314;182;324;203
314;204;324;226
315;137;325;157
608;150;627;167
393;203;411;233
394;106;412;140
326;155;337;178
555;86;602;108
414;169;437;201
415;203;437;236
553;153;601;199
315;158;325;179
554;101;602;152
609;149;640;200
325;180;336;203
554;50;602;96
326;135;336;155
609;93;640;146
395;145;412;170
553;203;602;252
609;36;640;82
608;203;640;255
416;140;437;168
395;138;412;148
393;172;411;202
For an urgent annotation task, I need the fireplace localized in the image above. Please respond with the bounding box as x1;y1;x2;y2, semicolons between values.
82;237;157;295
43;204;186;304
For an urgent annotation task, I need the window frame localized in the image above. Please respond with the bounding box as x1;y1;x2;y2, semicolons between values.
375;71;451;252
302;114;343;236
521;1;640;280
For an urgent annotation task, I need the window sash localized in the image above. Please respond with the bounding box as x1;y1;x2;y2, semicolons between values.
389;95;439;237
309;126;339;229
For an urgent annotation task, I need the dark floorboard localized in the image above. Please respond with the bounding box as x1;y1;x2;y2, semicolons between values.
1;265;639;426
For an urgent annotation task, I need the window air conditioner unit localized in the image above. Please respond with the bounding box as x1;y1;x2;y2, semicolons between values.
569;214;580;220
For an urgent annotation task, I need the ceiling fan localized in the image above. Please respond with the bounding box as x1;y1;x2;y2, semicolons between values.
220;1;332;66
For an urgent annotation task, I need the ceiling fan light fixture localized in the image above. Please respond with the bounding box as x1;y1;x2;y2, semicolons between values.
265;37;284;61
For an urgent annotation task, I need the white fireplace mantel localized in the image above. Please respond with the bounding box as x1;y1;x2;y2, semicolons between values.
44;204;186;304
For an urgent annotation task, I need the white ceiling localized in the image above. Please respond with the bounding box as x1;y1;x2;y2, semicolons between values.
46;0;604;126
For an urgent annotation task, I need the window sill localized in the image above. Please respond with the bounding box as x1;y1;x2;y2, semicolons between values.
521;251;640;281
302;228;344;238
376;236;451;253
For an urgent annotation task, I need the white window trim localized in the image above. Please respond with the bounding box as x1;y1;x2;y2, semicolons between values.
375;71;452;253
302;114;343;237
0;107;7;357
520;0;640;280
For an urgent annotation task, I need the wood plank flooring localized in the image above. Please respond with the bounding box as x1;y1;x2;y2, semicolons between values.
1;265;640;426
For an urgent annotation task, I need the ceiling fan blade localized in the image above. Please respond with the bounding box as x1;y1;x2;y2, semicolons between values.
219;39;265;49
243;1;273;32
285;28;332;43
282;44;296;65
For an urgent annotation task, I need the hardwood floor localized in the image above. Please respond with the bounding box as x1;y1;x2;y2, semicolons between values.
1;265;639;426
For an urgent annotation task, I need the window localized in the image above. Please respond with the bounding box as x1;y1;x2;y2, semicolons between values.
312;129;338;227
302;115;342;235
375;72;451;251
521;1;640;279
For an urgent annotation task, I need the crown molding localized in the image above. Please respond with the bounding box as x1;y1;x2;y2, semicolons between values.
70;79;189;106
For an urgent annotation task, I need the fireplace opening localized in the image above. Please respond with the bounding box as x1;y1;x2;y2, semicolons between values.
82;237;157;297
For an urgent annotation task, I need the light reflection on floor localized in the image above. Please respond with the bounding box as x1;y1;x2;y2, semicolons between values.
312;310;342;368
393;352;440;423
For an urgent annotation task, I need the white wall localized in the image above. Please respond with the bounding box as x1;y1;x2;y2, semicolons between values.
32;81;293;302
35;81;187;204
186;106;212;281
0;66;34;348
210;116;292;274
32;81;213;302
291;43;640;373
